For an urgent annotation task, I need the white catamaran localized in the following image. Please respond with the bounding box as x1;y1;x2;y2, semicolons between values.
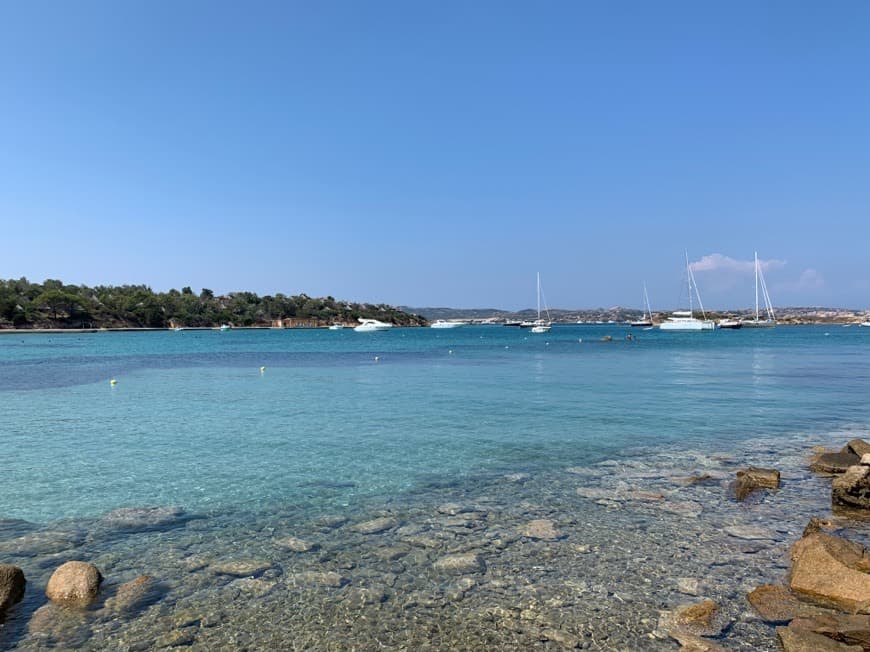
659;252;715;331
742;251;776;328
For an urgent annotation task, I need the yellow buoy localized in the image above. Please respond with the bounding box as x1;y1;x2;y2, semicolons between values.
260;366;266;373
109;378;117;385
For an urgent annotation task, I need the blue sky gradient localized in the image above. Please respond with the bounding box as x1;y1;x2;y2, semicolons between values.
2;1;868;310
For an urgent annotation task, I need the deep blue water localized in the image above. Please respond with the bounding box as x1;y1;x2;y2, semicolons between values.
2;324;869;523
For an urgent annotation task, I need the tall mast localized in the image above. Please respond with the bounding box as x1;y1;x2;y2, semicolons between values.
643;282;650;319
685;251;693;316
755;251;760;322
536;272;541;320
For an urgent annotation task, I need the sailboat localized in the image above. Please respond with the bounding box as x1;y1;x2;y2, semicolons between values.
742;251;776;328
529;272;551;333
659;252;715;331
629;283;654;327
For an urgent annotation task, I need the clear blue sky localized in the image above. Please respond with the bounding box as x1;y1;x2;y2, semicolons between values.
2;1;868;310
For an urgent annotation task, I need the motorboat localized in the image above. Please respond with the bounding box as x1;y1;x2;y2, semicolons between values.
430;320;467;329
718;318;743;329
219;324;232;331
353;318;393;332
328;324;345;330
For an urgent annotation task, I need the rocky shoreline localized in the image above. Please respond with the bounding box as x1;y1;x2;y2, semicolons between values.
2;432;870;650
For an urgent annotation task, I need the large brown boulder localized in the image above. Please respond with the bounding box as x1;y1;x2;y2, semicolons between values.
833;465;870;510
732;467;780;501
45;561;102;605
777;626;862;651
790;613;870;649
846;439;870;457
789;533;870;613
0;564;26;613
747;585;829;623
811;451;861;474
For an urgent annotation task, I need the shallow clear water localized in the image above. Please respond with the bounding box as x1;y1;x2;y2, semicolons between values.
3;325;869;522
2;325;870;650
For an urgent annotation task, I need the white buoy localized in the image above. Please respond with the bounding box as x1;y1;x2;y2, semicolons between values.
109;378;117;385
260;366;266;373
374;356;379;362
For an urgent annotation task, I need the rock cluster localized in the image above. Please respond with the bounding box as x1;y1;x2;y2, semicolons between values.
744;437;870;650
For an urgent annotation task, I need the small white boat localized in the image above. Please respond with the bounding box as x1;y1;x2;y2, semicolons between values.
529;272;551;334
219;324;232;331
353;318;393;332
742;252;776;328
860;322;870;328
718;318;743;329
328;324;345;330
659;252;715;331
630;282;654;327
430;320;467;329
172;327;184;332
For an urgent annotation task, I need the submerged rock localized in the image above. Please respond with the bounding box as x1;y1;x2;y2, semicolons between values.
789;533;870;613
103;575;163;615
101;506;187;531
519;519;563;541
432;552;486;575
45;561;103;606
211;560;273;578
0;564;26;613
350;517;399;535
732;467;780;501
274;536;317;553
658;599;726;639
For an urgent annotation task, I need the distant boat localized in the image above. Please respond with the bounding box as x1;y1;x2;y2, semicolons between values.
630;283;654;327
527;272;552;333
504;320;522;327
860;322;870;328
172;327;184;332
743;251;776;328
353;318;392;332
328;324;345;330
659;252;715;331
430;320;467;329
718;318;743;329
219;324;232;331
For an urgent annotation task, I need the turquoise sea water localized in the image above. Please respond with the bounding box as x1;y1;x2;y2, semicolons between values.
4;325;868;523
2;324;870;650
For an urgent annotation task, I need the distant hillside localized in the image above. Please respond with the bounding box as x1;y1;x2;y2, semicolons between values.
0;278;427;329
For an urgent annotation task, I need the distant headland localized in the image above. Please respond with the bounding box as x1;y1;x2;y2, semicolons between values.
0;278;426;331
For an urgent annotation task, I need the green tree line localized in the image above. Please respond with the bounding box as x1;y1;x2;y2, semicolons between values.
0;278;426;329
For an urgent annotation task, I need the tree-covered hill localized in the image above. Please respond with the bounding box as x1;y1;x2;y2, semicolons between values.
0;278;426;329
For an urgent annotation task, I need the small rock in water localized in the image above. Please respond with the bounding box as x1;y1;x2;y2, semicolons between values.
45;561;103;606
732;466;781;501
519;519;563;541
747;585;829;623
289;571;349;588
350;516;399;534
676;577;701;596
274;536;317;552
724;525;777;540
436;503;469;516
777;625;862;651
789;533;870;612
211;560;273;578
504;473;530;483
101;506;187;531
0;564;26;613
432;552;486;575
103;575;162;614
833;465;870;510
659;599;726;638
810;451;860;474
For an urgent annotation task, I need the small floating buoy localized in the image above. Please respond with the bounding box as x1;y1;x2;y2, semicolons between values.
504;345;509;349
578;338;583;343
260;366;266;373
448;350;453;355
545;342;549;346
374;356;379;362
109;378;117;385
